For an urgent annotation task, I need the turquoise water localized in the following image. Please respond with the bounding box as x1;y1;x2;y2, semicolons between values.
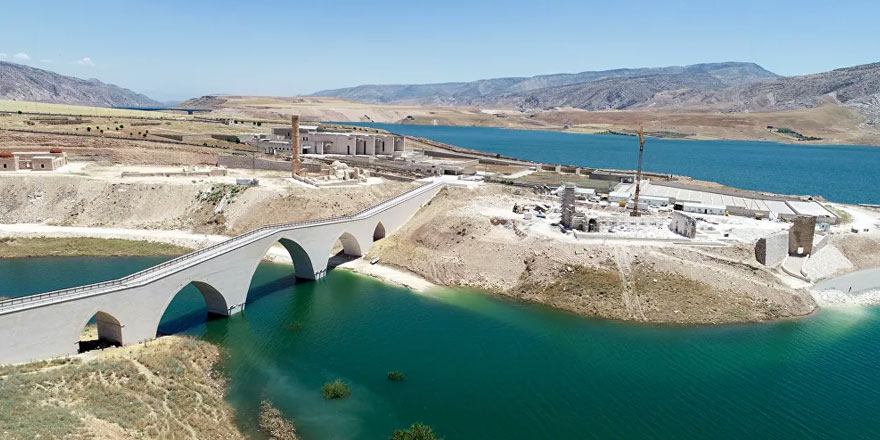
344;122;880;205
4;257;880;439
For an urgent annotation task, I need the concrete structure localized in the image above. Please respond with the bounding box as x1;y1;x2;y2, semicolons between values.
669;211;697;239
251;125;406;157
0;181;444;365
682;202;726;216
789;215;816;256
755;230;788;266
0;150;67;171
787;201;837;225
611;181;836;223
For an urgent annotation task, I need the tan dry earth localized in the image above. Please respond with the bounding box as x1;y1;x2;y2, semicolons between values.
0;336;245;439
0;172;413;235
370;185;816;324
184;96;880;146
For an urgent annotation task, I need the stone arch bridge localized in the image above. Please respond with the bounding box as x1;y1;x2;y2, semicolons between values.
0;181;444;365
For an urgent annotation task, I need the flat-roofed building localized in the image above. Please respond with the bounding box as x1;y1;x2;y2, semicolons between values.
682;202;726;216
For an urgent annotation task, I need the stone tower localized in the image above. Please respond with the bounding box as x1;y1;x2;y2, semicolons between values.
561;183;576;229
291;115;301;177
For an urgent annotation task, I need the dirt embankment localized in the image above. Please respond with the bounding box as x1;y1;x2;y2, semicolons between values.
371;185;816;325
0;336;245;439
0;173;412;235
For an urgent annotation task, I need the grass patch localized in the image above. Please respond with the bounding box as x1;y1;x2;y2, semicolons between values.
0;336;244;438
0;237;192;258
321;379;352;399
387;371;406;382
389;422;442;440
825;205;853;224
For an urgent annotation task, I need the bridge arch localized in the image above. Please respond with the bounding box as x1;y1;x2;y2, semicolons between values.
155;280;229;337
277;238;316;279
77;310;123;352
331;231;364;257
373;221;387;241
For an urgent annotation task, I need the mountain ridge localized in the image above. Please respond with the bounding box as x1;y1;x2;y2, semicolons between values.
311;62;779;106
0;61;161;108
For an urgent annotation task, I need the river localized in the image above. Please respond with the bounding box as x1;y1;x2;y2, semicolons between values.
343;122;880;205
3;256;880;439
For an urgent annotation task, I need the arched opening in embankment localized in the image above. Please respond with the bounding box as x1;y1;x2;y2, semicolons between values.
78;311;123;353
373;222;387;241
156;280;229;337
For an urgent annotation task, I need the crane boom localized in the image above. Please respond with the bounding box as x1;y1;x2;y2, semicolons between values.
630;130;646;217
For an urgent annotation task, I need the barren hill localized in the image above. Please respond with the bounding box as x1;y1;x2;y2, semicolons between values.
0;61;161;108
311;62;779;106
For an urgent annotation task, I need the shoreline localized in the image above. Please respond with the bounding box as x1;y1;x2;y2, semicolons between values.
352;119;880;148
2;225;876;325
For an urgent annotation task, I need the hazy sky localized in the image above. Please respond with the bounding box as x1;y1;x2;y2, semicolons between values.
1;0;876;101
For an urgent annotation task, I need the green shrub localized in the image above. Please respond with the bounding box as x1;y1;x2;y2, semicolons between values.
389;423;441;440
17;110;22;114
387;371;406;381
321;379;351;399
86;126;91;132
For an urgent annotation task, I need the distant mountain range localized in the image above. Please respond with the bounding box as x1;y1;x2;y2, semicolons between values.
311;62;779;108
311;61;880;120
0;61;161;108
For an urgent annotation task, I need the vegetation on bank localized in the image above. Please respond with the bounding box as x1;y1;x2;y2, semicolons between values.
0;336;245;439
0;237;192;258
321;379;352;399
768;126;823;141
389;422;442;440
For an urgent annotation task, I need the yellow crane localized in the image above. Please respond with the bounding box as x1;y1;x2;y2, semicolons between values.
630;129;646;217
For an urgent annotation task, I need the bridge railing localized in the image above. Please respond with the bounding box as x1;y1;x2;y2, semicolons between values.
0;181;441;312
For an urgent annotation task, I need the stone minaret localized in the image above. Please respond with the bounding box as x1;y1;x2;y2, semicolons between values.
291;115;301;176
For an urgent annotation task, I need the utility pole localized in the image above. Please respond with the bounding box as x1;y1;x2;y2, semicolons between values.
630;129;646;217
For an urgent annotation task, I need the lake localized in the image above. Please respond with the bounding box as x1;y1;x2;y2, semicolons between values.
4;256;880;439
344;123;880;205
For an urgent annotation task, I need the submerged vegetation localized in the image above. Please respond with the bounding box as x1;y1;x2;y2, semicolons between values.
387;370;407;381
389;422;442;440
321;379;352;399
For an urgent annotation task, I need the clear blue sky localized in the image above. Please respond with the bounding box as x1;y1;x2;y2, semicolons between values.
1;0;876;101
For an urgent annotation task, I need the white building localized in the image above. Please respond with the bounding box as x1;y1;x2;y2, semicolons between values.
250;125;406;157
681;202;726;216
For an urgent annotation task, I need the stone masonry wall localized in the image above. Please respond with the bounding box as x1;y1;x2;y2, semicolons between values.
756;230;788;266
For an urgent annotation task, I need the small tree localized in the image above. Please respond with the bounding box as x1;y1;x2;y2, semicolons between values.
86;127;91;132
389;423;440;440
17;110;22;114
257;121;262;127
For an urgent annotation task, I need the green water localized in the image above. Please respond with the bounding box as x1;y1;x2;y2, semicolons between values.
4;257;880;439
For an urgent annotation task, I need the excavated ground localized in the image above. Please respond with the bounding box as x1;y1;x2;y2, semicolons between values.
371;185;818;324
